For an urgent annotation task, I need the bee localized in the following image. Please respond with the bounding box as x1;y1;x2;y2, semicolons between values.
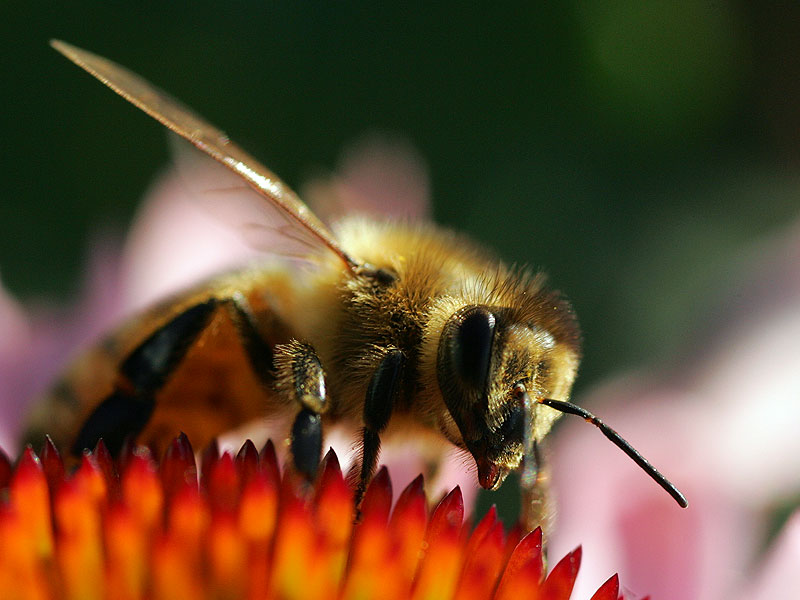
27;40;687;529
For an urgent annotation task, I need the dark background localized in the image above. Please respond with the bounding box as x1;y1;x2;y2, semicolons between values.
3;4;799;515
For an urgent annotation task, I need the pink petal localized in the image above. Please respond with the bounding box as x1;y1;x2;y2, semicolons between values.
120;167;261;314
741;510;800;600
549;218;800;599
302;135;431;224
549;386;758;600
0;236;125;451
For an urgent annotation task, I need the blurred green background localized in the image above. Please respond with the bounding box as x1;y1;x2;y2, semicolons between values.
2;4;799;514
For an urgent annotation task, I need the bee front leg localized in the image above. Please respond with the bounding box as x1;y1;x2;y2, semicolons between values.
272;340;328;480
355;348;406;507
520;440;555;534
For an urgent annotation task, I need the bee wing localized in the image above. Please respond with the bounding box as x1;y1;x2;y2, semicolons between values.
167;135;345;264
51;40;357;271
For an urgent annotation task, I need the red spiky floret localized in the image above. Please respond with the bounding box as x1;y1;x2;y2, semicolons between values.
0;436;635;599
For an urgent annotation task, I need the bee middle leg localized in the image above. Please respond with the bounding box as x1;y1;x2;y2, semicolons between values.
272;340;328;480
222;294;328;480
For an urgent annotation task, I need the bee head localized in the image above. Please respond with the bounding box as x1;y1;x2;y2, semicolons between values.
436;303;580;491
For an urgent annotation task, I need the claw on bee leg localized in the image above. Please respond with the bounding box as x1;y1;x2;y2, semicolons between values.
290;408;323;480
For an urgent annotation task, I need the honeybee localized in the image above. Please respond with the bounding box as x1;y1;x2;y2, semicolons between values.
26;41;687;529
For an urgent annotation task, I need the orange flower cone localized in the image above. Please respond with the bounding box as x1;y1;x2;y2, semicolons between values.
0;435;630;600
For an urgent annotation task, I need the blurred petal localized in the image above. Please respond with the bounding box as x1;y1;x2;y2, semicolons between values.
742;509;800;600
550;216;800;599
303;135;431;224
0;275;31;449
0;237;124;450
0;271;29;351
120;167;261;313
551;384;758;599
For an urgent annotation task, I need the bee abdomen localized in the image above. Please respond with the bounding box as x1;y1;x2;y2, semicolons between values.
71;299;219;455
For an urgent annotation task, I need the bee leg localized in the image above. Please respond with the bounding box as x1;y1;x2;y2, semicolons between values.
355;348;406;507
520;440;554;534
291;408;323;480
221;295;327;480
72;299;219;456
272;340;328;480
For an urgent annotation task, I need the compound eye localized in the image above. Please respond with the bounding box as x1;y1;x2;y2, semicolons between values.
453;306;496;394
499;402;524;442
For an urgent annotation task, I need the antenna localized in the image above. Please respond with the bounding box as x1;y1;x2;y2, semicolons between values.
539;397;688;508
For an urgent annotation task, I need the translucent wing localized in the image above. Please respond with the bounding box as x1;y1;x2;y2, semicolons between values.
51;40;357;271
168;135;342;264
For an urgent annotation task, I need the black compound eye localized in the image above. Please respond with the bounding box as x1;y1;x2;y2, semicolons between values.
453;307;496;393
499;402;524;442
